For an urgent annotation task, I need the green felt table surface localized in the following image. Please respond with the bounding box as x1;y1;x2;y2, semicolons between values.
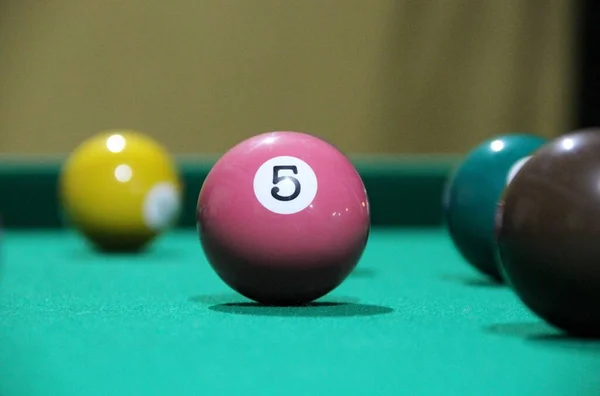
1;228;599;396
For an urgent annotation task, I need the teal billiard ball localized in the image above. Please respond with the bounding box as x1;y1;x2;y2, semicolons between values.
443;134;548;281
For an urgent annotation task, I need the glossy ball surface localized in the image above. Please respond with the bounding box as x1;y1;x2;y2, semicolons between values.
497;130;600;336
443;134;547;280
60;130;182;252
197;131;370;305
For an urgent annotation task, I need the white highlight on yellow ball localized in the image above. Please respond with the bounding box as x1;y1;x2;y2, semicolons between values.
143;182;181;230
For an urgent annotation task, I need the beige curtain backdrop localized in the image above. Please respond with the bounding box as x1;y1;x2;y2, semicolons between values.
0;0;576;155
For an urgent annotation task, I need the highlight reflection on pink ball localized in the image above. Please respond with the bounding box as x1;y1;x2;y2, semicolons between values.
197;131;371;305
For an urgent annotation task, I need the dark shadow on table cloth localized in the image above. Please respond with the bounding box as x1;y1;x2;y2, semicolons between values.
208;302;394;317
349;267;376;278
189;294;393;317
484;322;600;351
439;273;504;288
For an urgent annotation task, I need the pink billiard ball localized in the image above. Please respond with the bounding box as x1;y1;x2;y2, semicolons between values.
197;131;370;305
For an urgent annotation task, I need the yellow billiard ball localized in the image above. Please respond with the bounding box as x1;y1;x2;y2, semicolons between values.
59;130;183;252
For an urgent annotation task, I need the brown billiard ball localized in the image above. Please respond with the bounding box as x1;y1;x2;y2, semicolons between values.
497;129;600;336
